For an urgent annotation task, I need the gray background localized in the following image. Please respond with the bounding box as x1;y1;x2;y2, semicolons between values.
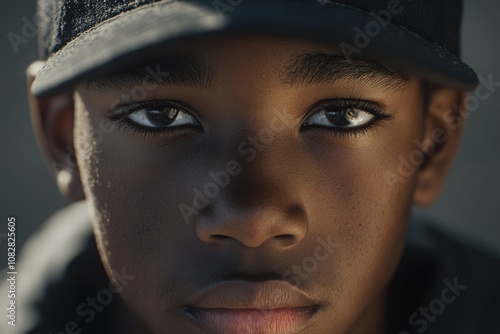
1;0;499;262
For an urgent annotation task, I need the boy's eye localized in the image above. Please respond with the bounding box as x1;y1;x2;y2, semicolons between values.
302;98;391;132
303;106;376;129
126;104;200;129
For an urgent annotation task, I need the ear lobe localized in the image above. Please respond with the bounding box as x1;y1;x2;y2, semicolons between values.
27;61;85;202
413;87;468;206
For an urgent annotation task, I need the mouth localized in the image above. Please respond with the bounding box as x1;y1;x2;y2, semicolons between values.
183;280;323;334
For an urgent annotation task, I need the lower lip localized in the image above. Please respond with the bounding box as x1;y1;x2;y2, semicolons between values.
184;306;320;334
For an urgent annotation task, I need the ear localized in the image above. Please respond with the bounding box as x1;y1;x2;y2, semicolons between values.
413;87;468;206
27;61;85;202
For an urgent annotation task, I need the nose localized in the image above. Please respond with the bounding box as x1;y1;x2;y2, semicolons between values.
194;132;309;248
193;113;308;249
195;202;308;248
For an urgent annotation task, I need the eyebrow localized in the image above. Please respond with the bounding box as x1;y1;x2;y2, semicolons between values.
88;50;408;93
87;53;214;92
282;51;409;91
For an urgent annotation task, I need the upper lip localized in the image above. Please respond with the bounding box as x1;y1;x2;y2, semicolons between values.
186;279;319;309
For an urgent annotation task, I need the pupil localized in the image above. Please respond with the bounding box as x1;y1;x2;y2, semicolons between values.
147;107;179;126
326;108;352;127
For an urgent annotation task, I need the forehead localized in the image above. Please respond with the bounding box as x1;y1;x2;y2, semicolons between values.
86;35;410;94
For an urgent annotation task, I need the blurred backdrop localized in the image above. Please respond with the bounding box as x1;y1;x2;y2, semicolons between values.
1;0;499;268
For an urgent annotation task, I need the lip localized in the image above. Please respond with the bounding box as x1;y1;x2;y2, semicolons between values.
184;280;322;334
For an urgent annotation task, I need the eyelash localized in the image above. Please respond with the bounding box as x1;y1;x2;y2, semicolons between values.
108;100;201;138
108;98;392;139
301;99;393;138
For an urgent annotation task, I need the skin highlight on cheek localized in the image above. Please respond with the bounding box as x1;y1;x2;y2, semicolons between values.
73;92;116;273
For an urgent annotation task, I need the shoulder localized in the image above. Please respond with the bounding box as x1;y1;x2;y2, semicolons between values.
389;216;500;334
0;202;128;334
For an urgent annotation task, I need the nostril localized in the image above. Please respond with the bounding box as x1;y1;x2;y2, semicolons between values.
195;204;308;248
205;234;234;247
275;234;298;247
212;235;232;240
276;234;295;241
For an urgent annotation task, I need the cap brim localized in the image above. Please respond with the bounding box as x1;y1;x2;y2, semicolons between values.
31;0;479;98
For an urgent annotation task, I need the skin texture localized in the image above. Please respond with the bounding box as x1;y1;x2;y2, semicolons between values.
28;35;466;333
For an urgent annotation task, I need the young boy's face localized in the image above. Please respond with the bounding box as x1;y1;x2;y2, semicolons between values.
63;35;444;333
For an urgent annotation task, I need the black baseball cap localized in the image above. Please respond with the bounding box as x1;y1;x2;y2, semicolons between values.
31;0;478;98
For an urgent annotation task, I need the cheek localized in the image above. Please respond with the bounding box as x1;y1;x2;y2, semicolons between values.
302;114;423;323
74;106;219;321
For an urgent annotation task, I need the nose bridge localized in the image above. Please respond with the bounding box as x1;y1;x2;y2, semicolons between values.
226;149;294;210
223;112;300;208
205;93;298;204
